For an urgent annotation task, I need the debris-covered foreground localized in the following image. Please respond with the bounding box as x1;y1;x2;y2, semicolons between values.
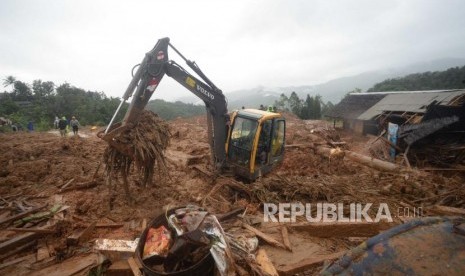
0;113;464;275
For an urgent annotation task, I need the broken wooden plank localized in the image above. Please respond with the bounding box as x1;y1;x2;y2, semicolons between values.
67;221;96;246
95;223;124;229
30;252;106;276
429;205;465;216
94;239;138;262
256;248;279;276
192;164;214;177
59;180;98;193
0;240;36;262
0;204;47;226
0;232;38;255
186;154;209;166
224;179;253;198
58;178;74;191
281;226;292;252
277;251;346;276
7;228;56;234
127;257;142;276
285;144;312;149
242;223;287;250
217;207;245;222
140;219;147;232
0;253;36;270
106;260;132;276
30;256;57;271
289;222;393;238
421;167;465;172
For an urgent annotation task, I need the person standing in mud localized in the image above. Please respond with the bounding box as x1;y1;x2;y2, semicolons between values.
70;116;80;136
54;116;59;129
58;116;68;137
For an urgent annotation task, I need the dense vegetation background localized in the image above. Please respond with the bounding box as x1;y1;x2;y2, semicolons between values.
0;76;204;131
0;77;127;130
367;66;465;92
1;65;464;131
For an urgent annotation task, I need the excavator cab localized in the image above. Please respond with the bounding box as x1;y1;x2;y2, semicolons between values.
226;109;286;180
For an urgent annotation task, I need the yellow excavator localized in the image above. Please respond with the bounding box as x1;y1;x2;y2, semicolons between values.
101;37;286;180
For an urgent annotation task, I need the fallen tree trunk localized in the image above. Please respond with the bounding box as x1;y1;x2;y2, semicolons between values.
344;151;400;172
314;146;345;160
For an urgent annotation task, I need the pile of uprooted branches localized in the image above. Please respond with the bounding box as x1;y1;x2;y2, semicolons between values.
103;110;170;204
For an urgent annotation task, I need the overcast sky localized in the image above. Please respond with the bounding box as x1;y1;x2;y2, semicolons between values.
1;0;465;101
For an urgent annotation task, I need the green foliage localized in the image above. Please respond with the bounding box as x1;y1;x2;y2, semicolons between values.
321;101;335;116
0;75;208;131
274;93;290;111
0;96;19;114
0;76;128;130
288;91;303;116
276;92;324;119
12;80;33;101
146;99;205;120
368;66;465;92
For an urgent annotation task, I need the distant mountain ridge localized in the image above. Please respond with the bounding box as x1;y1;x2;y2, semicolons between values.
177;58;465;108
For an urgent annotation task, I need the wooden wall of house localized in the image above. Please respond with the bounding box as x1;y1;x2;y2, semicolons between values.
343;119;365;134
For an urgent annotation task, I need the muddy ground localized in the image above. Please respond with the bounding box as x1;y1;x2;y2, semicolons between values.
0;113;464;275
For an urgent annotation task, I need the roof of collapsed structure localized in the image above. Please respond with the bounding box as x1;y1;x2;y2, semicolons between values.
326;93;387;119
328;89;465;120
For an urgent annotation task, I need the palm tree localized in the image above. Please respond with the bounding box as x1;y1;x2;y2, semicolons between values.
2;76;16;89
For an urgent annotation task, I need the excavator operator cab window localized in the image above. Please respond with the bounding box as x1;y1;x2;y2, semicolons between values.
256;120;272;165
228;117;258;166
271;120;285;157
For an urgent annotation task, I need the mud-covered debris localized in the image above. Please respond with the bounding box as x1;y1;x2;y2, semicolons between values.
103;110;170;202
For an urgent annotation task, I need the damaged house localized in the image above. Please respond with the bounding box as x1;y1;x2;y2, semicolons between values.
328;89;465;167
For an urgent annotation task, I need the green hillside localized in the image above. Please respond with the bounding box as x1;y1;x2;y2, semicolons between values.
146;99;205;120
368;66;465;92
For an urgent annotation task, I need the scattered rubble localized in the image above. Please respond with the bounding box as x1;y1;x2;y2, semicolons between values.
0;112;463;275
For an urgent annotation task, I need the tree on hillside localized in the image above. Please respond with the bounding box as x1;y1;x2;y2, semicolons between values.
321;101;334;116
12;80;33;101
299;94;321;119
368;66;465;92
301;94;313;119
33;80;55;98
288;91;302;115
274;93;289;111
2;75;16;89
313;94;322;119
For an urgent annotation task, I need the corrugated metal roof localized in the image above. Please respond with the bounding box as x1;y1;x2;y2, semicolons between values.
358;90;465;120
350;89;461;95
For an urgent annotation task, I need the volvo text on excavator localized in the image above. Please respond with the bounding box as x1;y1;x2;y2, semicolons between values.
101;37;286;180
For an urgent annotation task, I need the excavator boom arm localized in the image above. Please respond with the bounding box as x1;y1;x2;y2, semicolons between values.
103;37;228;165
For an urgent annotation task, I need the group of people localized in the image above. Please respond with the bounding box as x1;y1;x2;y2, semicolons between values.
258;104;277;112
54;116;80;137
